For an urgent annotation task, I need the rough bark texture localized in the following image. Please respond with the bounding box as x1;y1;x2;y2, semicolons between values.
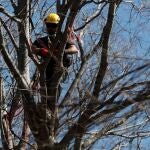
16;0;30;81
1;0;150;150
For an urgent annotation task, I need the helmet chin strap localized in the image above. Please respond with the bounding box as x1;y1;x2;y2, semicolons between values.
48;33;56;38
48;30;57;37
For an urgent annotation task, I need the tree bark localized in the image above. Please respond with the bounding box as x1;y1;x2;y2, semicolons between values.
16;0;30;82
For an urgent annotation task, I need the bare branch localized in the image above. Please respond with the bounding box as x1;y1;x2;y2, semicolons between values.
0;23;28;88
0;19;19;52
0;6;21;23
85;107;138;149
92;1;116;98
10;0;17;10
75;3;107;31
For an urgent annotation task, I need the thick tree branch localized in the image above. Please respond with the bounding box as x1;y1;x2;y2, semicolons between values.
0;22;52;148
0;76;10;149
92;1;116;98
18;119;30;150
59;2;117;147
60;60;86;106
0;24;28;88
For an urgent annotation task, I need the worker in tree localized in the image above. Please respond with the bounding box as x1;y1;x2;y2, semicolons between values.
31;13;79;87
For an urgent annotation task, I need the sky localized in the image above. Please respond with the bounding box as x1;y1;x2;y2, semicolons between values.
0;0;150;149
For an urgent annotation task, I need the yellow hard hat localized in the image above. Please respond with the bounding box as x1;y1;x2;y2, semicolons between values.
44;13;60;24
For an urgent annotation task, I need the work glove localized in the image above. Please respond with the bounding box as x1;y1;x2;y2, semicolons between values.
40;48;49;56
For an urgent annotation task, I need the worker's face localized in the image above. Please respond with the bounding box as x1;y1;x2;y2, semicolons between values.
46;23;58;35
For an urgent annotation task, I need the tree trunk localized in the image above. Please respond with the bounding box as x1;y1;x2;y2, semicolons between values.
16;0;30;82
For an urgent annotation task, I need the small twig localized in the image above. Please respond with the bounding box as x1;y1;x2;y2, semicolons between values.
10;129;36;150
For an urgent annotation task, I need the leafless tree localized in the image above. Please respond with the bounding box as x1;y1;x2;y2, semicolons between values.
0;0;150;150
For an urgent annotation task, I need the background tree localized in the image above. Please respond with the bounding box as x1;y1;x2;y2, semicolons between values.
0;0;150;150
